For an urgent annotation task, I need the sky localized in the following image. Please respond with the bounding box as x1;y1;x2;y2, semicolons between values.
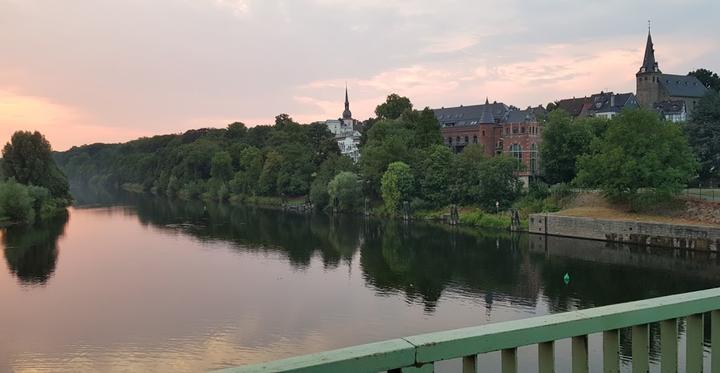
1;0;719;151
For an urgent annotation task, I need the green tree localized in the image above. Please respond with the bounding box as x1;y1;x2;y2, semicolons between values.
477;156;523;210
210;151;233;181
453;144;486;203
575;109;698;202
257;151;283;195
540;110;596;184
328;172;362;211
226;122;247;139
689;68;720;91
685;90;720;180
0;180;35;222
380;161;414;214
2;131;70;199
421;145;454;207
375;94;413;120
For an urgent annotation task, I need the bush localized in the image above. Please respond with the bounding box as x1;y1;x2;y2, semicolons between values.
459;209;511;229
380;162;414;214
549;183;574;200
0;180;35;223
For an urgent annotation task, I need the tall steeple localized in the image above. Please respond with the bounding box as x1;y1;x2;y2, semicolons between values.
342;84;352;120
639;23;660;74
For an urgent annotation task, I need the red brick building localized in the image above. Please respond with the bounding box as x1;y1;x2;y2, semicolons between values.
433;99;545;183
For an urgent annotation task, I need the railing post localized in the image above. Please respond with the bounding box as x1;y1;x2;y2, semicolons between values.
572;335;589;373
603;329;620;373
660;318;678;373
713;310;720;373
538;341;554;373
462;355;476;373
686;313;704;373
632;324;649;373
501;348;517;373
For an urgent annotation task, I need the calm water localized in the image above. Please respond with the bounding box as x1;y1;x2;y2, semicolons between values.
2;192;720;372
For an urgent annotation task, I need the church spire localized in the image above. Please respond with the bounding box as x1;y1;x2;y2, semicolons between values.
479;97;494;124
342;84;352;120
639;24;660;74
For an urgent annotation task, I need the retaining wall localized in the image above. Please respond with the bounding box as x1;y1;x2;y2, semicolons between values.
529;213;720;251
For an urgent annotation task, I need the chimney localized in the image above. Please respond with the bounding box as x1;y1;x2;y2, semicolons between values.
610;94;615;107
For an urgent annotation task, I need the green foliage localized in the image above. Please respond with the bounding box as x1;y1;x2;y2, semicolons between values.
476;156;523;211
689;68;720;92
375;93;413;120
2;131;70;199
328;172;362;211
540;110;597;184
210;151;233;181
575;109;698;202
0;180;35;222
685;90;720;180
380;162;414;214
420;145;454;207
459;210;511;229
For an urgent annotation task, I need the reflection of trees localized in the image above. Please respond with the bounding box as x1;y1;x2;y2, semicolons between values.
76;193;720;319
3;211;69;286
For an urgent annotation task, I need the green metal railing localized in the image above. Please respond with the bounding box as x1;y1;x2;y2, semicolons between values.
215;288;720;373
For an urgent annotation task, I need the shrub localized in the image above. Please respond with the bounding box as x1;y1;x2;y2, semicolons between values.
328;172;362;212
0;180;35;223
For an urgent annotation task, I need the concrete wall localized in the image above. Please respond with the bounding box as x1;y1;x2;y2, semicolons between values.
529;213;720;251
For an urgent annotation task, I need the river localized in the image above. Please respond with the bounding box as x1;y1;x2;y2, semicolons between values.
1;192;719;372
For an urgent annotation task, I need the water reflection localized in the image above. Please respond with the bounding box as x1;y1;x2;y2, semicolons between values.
101;193;720;313
2;211;69;286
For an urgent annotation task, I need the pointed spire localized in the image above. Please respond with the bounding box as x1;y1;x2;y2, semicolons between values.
639;23;660;74
479;97;494;124
342;84;352;120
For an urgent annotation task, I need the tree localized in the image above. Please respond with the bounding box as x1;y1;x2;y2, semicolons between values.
380;162;414;214
2;131;70;199
689;69;720;92
258;151;283;195
420;145;454;207
575;109;698;201
375;94;413;120
453;144;486;204
226;122;247;139
477;156;523;210
540;110;596;184
210;151;233;181
685;90;720;179
328;172;362;211
274;113;296;129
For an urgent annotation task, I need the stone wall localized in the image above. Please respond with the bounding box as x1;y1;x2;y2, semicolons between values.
529;213;720;251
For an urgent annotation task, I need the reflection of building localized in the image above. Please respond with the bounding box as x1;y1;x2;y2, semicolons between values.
555;91;639;119
433;98;545;184
636;28;707;116
324;87;361;162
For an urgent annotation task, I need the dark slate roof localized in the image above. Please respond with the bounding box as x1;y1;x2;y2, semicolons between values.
654;100;685;115
658;74;708;98
433;102;509;127
555;97;587;117
586;92;639;114
506;109;537;123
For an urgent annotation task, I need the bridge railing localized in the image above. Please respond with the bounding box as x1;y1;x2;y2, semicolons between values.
214;288;720;373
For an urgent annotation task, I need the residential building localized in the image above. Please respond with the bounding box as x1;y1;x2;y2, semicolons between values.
654;100;687;122
554;92;639;119
433;98;544;185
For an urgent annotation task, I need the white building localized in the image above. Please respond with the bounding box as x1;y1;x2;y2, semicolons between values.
324;87;362;162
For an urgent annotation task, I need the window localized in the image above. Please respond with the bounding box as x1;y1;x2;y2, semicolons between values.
496;140;503;155
464;136;469;143
510;144;522;161
448;137;452;144
512;127;518;134
473;135;478;144
482;130;486;136
521;127;526;134
456;136;461;143
530;143;538;174
505;128;510;135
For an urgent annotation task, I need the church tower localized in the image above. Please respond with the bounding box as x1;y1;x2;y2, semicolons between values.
342;85;352;120
636;26;662;108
